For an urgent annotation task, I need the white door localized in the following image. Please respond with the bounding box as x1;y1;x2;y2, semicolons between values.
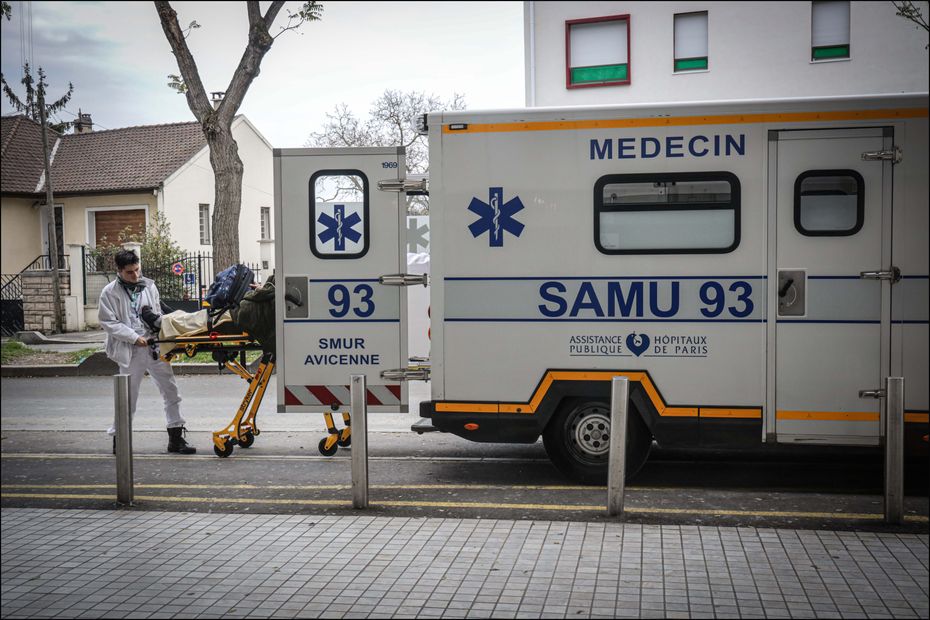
773;128;892;443
275;147;408;413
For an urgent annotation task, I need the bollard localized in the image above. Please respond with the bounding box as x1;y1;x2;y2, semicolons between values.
114;374;133;506
884;376;904;525
350;374;369;509
607;376;629;517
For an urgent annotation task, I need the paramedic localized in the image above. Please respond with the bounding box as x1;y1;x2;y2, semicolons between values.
98;249;195;454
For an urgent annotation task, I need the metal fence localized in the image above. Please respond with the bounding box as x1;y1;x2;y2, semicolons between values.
82;250;260;310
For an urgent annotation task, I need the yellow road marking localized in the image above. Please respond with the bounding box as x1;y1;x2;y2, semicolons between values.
0;453;550;463
442;107;930;134
0;483;610;491
2;492;927;522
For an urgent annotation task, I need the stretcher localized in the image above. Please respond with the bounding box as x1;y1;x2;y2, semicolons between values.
154;328;275;458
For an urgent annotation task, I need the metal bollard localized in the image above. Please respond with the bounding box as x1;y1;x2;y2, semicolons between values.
607;376;629;517
884;377;904;524
350;374;369;509
114;374;133;506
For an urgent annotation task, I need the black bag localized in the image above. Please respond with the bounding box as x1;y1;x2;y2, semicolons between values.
205;264;254;316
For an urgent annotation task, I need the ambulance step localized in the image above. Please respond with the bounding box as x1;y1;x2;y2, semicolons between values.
411;418;439;434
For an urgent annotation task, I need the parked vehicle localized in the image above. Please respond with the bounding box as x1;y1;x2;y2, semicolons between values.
274;93;929;482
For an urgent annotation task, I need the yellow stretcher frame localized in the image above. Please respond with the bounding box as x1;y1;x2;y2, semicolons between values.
155;333;275;458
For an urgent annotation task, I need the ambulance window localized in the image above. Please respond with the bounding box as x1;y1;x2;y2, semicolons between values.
794;170;863;236
595;172;740;254
309;170;369;259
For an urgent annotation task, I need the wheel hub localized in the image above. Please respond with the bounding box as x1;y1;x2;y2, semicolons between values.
572;410;611;456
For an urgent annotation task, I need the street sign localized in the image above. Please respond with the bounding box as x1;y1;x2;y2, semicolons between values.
183;272;196;285
172;262;185;276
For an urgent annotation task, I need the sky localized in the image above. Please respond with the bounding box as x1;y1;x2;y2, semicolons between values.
0;1;525;146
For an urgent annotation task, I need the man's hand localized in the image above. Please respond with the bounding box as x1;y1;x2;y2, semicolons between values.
135;337;148;347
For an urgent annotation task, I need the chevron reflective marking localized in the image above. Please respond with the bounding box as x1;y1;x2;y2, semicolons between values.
285;384;401;406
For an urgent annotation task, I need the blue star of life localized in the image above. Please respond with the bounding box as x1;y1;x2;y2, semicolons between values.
317;204;362;251
468;187;525;247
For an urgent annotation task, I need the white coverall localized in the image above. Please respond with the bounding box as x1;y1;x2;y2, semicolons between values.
98;276;185;435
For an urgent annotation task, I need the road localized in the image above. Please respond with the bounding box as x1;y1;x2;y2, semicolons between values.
2;375;928;532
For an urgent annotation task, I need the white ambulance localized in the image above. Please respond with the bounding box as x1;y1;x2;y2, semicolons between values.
274;94;929;483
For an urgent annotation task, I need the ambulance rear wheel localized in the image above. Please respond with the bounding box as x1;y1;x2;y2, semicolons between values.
543;397;652;485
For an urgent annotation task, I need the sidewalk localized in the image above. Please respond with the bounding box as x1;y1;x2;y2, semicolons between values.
2;508;927;619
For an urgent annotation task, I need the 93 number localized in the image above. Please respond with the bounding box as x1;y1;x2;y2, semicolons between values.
328;284;375;318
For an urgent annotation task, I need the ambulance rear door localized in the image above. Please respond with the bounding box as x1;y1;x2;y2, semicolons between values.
275;147;408;413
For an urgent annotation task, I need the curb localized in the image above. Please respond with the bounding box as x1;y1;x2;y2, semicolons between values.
2;352;267;378
14;331;105;346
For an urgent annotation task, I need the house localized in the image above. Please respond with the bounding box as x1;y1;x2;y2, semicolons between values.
524;1;929;107
1;112;275;281
1;112;275;330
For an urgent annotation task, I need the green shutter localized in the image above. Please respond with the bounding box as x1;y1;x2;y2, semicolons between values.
570;63;628;85
812;44;849;60
674;57;708;71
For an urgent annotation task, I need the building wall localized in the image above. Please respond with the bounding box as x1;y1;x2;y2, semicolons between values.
526;1;930;107
65;193;155;252
1;193;153;274
0;197;41;273
160;117;274;275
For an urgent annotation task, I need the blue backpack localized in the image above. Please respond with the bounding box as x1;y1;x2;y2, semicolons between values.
205;264;254;317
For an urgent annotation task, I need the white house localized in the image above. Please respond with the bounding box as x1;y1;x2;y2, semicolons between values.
1;113;275;325
524;1;929;107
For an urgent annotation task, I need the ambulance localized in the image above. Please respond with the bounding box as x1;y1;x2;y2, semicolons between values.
274;93;929;483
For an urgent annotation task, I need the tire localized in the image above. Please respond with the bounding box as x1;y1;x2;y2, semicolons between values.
337;434;351;448
318;437;338;456
213;439;234;458
238;432;255;449
543;397;652;485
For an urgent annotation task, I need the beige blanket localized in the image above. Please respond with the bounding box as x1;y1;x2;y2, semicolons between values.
158;309;233;358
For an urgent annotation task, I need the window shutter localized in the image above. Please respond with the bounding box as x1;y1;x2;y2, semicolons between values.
812;1;849;47
571;20;628;68
674;13;708;61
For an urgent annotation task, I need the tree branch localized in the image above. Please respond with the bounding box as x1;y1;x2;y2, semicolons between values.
154;1;213;123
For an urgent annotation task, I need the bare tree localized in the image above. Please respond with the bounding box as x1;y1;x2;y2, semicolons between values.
155;1;322;271
307;89;465;214
893;1;930;48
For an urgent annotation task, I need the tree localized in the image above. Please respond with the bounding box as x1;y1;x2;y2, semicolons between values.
1;63;74;334
893;1;930;48
306;89;465;214
155;1;322;273
0;64;74;133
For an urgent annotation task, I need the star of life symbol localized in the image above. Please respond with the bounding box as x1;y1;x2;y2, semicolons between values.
468;187;525;247
317;204;362;251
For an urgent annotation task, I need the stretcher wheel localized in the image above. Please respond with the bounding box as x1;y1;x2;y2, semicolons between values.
238;432;255;449
337;435;351;448
214;439;235;458
318;437;338;456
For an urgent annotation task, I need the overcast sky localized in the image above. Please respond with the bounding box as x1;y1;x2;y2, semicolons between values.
1;1;525;146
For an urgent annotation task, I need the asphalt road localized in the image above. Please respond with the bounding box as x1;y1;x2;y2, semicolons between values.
2;375;928;532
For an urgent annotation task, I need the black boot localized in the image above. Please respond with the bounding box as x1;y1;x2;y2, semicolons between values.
140;305;162;332
167;427;196;454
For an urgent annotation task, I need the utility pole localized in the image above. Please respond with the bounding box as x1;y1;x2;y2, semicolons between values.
37;88;63;334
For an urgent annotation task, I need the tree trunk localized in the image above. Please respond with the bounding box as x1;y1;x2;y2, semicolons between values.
206;127;243;272
38;90;63;334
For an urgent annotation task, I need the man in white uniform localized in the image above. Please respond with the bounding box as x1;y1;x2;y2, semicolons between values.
98;249;195;454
